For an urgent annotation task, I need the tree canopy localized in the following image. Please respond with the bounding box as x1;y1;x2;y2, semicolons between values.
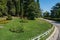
0;0;41;20
51;3;60;18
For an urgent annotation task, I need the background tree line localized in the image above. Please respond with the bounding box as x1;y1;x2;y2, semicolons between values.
43;2;60;21
0;0;41;20
51;3;60;18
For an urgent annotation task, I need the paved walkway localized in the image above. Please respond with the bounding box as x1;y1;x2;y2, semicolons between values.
43;19;60;40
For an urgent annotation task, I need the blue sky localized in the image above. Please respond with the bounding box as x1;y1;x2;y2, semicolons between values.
40;0;60;12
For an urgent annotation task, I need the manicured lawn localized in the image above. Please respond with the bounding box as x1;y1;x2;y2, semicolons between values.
0;17;52;40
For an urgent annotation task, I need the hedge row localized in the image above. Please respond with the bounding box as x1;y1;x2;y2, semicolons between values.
44;17;60;21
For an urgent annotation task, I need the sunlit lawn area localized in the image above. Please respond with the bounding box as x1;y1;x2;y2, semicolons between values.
0;17;52;40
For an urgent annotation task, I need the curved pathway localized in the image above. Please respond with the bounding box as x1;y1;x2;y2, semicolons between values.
43;19;60;40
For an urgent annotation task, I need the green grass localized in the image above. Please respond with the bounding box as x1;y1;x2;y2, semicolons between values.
40;26;54;40
0;17;52;40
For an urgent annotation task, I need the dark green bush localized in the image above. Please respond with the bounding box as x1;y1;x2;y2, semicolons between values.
0;12;3;17
28;16;35;20
20;19;28;23
44;17;60;21
27;13;35;20
52;18;60;21
44;17;51;19
6;15;12;20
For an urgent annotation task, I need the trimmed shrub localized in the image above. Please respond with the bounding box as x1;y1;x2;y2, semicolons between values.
27;13;35;20
20;19;28;23
44;17;60;21
44;17;52;20
52;18;60;21
6;15;12;20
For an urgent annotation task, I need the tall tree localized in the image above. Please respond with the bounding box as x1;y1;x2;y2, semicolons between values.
7;0;12;15
0;0;7;16
43;11;50;17
35;0;41;17
51;3;60;18
12;0;19;16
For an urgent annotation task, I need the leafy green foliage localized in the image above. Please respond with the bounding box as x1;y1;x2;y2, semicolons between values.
6;15;12;20
51;3;60;18
0;12;2;17
20;0;41;20
0;0;7;16
43;11;50;17
27;13;35;20
0;0;41;20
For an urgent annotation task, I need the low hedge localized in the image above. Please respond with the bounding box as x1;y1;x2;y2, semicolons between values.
53;18;60;21
44;17;60;21
6;15;12;20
